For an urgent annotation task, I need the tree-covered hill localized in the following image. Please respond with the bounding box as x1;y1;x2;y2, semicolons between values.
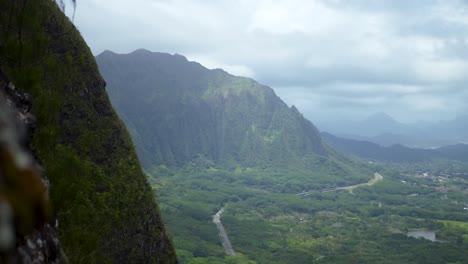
0;1;176;263
96;49;366;180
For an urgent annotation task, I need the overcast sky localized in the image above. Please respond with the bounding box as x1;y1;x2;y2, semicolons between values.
72;0;468;123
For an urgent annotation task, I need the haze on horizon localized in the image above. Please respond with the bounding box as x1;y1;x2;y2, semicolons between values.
72;0;468;124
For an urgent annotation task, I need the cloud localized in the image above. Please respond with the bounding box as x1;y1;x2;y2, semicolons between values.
73;0;468;122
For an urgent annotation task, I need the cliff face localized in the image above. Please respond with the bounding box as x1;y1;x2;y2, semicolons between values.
97;50;329;170
0;1;176;263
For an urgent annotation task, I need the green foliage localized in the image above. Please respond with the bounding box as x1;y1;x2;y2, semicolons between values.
0;1;176;263
153;165;468;264
96;49;331;170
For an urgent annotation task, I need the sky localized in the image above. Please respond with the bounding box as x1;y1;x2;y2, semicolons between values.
70;0;468;123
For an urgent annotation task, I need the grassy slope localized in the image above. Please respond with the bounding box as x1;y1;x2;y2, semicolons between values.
0;1;176;263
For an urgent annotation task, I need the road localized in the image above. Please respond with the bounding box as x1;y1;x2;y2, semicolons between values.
337;172;383;191
213;208;236;255
297;172;383;197
211;173;383;254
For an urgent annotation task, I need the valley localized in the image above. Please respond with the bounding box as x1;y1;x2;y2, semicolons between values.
153;165;467;263
2;1;467;263
96;49;468;264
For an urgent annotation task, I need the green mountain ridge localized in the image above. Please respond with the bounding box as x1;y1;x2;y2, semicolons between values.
0;1;176;263
321;131;468;163
96;49;340;172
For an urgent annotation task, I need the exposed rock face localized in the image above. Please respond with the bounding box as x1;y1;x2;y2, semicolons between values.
0;68;61;263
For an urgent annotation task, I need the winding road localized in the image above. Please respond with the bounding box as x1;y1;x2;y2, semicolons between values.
213;173;383;254
297;172;383;197
213;208;236;255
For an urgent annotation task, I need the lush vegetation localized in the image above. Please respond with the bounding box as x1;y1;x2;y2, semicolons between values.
152;164;468;264
0;1;176;263
98;48;467;263
96;50;330;170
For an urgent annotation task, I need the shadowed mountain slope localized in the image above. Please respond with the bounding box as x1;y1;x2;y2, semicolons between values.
97;49;331;170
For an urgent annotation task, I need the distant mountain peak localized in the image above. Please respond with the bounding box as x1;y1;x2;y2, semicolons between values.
364;112;396;122
98;49;117;57
128;49;190;62
131;48;152;54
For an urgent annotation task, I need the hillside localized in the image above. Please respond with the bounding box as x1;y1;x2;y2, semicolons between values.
0;1;176;263
321;132;468;163
317;112;468;148
96;49;358;174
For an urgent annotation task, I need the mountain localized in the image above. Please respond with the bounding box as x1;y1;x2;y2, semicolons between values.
424;115;468;143
359;112;414;137
321;132;468;163
435;143;468;161
317;112;468;148
0;1;176;263
96;49;334;170
317;112;413;139
321;132;435;162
